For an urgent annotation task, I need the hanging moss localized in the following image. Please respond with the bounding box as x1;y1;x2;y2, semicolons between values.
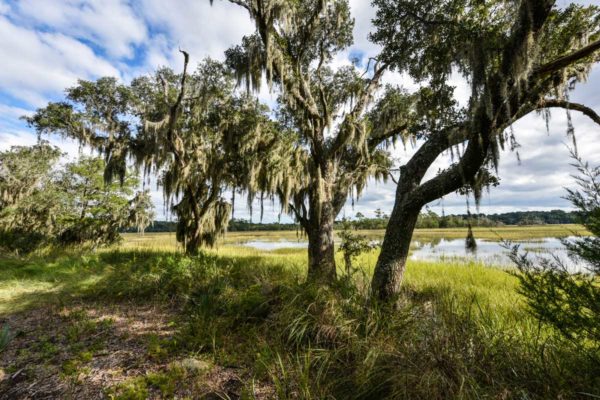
465;223;477;253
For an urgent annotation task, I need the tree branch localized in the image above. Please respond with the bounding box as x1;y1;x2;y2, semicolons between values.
534;39;600;77
353;64;387;117
410;131;489;208
368;123;408;149
539;99;600;126
330;64;387;156
288;202;309;230
166;50;190;169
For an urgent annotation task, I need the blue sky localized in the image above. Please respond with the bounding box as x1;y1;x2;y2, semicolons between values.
1;0;599;222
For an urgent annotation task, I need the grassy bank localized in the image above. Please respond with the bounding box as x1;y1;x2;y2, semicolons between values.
120;224;589;252
0;230;598;399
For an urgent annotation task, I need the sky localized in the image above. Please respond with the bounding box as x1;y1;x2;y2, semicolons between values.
0;0;599;222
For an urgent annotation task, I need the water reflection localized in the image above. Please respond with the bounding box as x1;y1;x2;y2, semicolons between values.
410;236;585;271
239;236;587;271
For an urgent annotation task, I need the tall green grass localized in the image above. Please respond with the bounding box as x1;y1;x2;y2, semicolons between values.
1;235;598;398
120;224;589;252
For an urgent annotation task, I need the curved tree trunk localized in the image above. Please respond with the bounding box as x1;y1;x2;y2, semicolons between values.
371;113;492;302
371;175;422;302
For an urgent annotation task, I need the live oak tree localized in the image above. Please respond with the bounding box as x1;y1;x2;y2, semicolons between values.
54;157;155;247
0;142;62;252
0;146;153;253
0;141;61;211
212;0;412;281
27;57;291;255
369;0;600;301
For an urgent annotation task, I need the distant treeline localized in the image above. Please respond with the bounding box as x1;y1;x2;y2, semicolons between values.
351;209;578;230
123;219;300;233
125;210;578;233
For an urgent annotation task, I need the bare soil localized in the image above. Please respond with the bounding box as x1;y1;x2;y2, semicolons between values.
0;302;273;399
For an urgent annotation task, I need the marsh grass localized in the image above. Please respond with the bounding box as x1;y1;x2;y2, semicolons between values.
0;228;598;398
119;224;589;251
0;325;10;354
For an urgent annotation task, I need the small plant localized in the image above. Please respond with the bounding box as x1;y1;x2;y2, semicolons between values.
107;377;149;400
338;219;377;276
146;334;174;361
0;325;11;353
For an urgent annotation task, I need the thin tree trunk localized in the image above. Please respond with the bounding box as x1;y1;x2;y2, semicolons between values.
344;252;352;276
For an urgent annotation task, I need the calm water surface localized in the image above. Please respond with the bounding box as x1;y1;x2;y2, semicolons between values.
239;236;588;271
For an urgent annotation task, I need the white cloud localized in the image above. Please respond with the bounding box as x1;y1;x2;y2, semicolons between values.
0;15;120;107
138;0;254;67
0;103;31;121
0;1;9;15
14;0;147;59
0;0;599;221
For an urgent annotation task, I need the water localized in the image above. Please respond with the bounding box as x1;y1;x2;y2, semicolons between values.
410;237;575;268
239;236;589;271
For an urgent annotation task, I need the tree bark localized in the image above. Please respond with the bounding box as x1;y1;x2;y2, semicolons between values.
306;201;337;283
371;112;492;302
370;175;422;302
185;229;202;255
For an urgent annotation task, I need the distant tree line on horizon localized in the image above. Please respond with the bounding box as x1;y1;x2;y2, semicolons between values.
131;209;578;233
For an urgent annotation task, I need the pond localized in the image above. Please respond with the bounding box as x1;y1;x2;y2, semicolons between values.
410;237;580;269
238;236;589;272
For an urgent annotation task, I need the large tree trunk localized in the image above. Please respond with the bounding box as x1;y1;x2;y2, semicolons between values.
371;113;492;302
306;201;337;283
370;0;554;304
370;181;422;302
185;227;202;255
301;157;349;284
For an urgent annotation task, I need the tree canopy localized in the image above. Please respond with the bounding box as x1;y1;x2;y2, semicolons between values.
214;0;414;281
369;0;600;301
27;57;296;254
0;145;153;253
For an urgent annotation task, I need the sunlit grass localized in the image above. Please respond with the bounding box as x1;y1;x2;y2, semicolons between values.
2;225;585;317
1;227;596;398
121;224;588;252
0;225;583;322
0;238;518;319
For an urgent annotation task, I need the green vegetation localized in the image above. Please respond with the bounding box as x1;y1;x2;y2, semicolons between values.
0;145;153;254
513;156;600;349
116;224;589;254
1;1;599;398
27;56;298;255
0;231;598;398
349;209;580;230
0;325;10;354
137;209;581;234
369;0;600;301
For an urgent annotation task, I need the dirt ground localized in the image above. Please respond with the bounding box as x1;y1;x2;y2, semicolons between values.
0;302;273;399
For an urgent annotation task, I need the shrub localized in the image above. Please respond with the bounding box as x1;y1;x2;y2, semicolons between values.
0;229;47;255
512;154;600;350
